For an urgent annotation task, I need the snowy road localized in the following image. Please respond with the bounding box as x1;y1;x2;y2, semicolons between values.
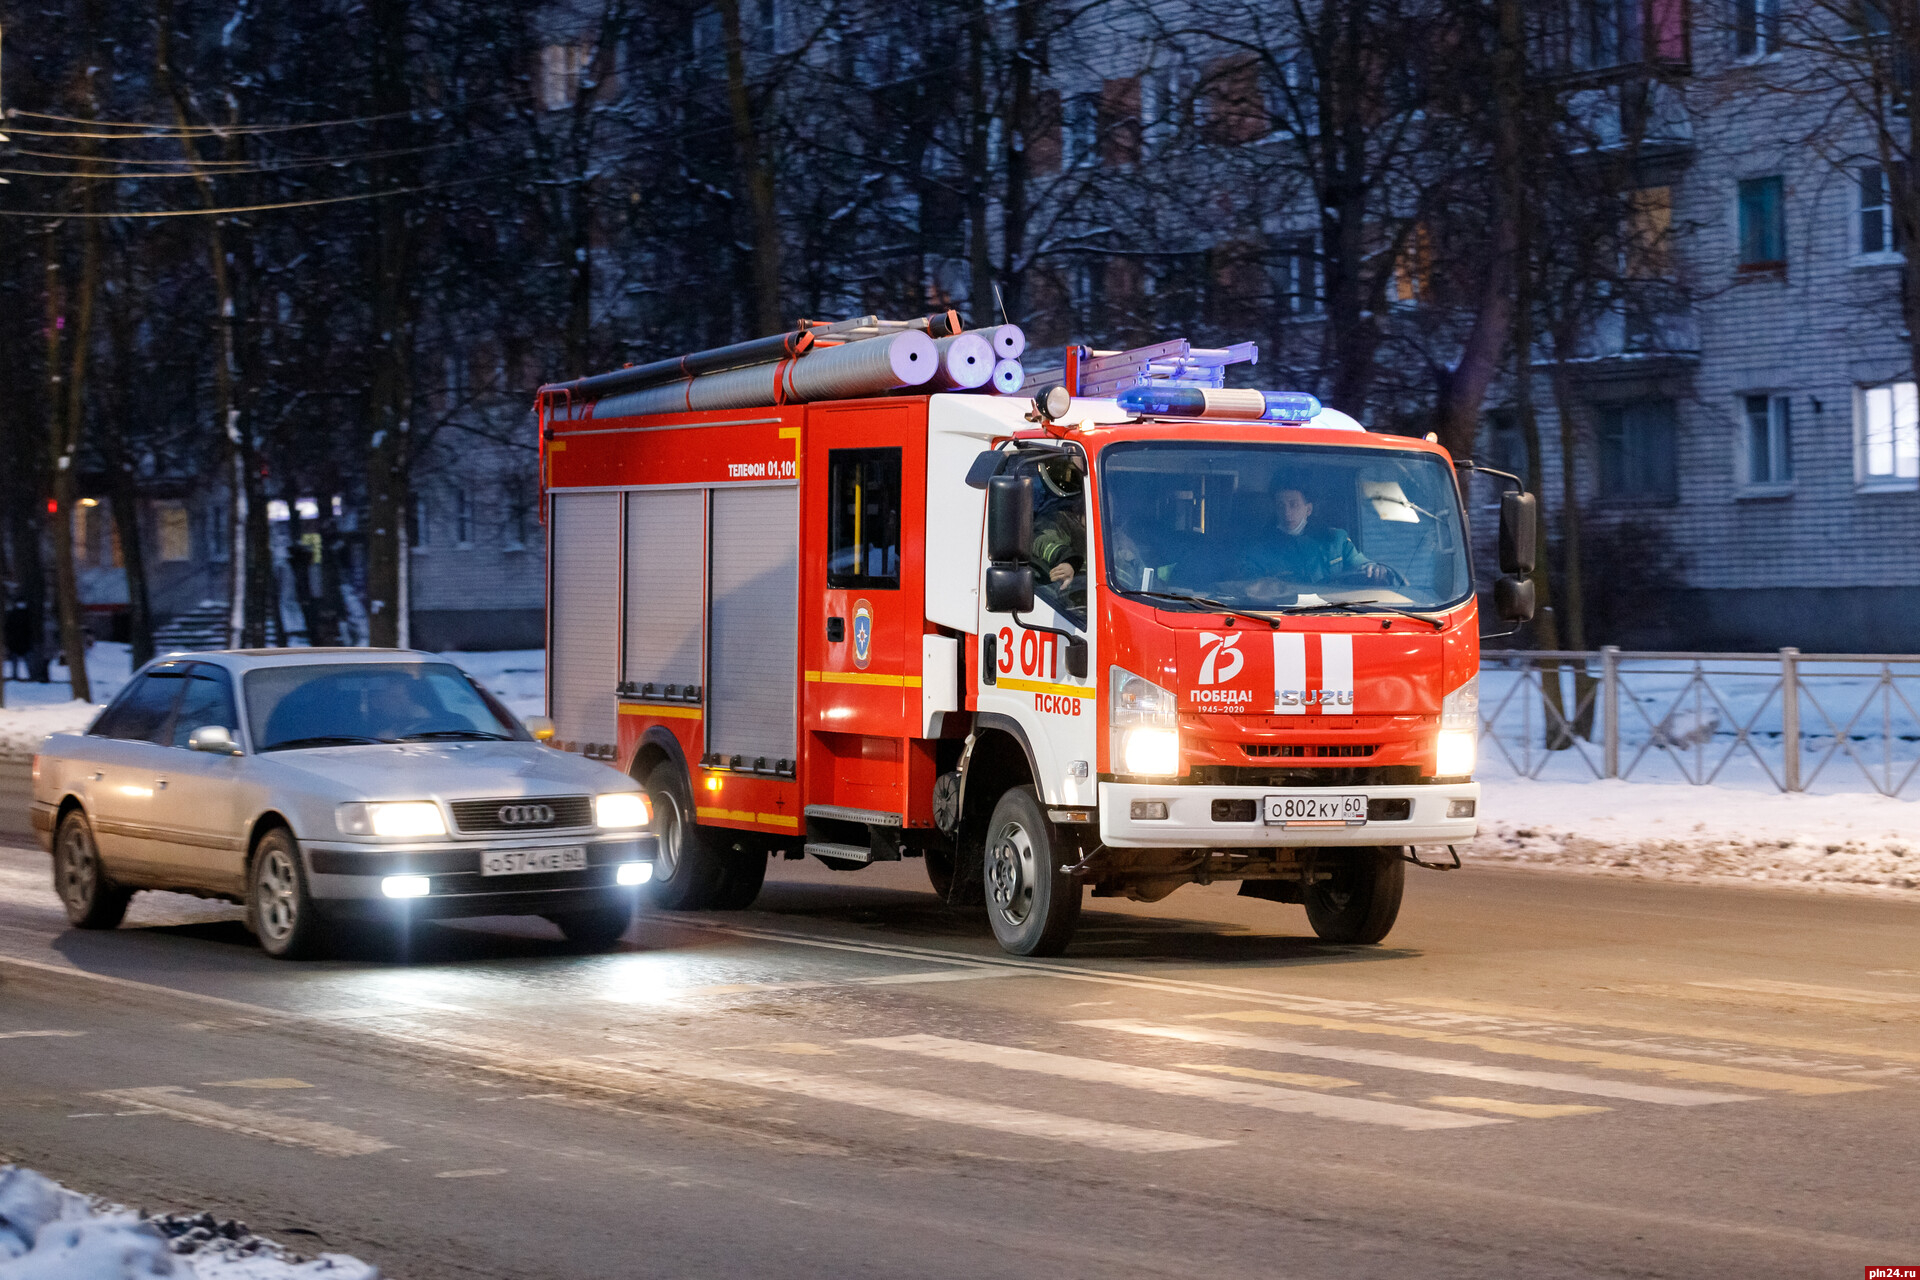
1;838;1917;1279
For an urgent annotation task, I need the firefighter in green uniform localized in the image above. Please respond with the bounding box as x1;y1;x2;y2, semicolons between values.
1243;481;1388;601
1028;455;1087;610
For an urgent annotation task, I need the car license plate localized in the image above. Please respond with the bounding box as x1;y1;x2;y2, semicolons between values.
1263;795;1367;826
481;847;587;876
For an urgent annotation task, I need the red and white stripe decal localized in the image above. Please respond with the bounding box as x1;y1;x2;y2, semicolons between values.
1273;633;1355;715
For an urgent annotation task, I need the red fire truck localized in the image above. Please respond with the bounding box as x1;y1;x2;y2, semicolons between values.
536;323;1536;955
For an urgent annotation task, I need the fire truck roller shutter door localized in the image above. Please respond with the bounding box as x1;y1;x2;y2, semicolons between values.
549;491;621;749
624;490;705;692
708;485;800;764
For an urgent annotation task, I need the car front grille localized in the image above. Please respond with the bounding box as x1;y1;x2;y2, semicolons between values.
449;795;594;834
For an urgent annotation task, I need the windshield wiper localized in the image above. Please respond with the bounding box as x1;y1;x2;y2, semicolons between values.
1127;589;1282;628
397;729;514;742
1282;600;1445;631
260;735;384;752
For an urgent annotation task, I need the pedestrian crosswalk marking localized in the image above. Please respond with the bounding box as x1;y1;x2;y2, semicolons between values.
1172;1063;1362;1090
850;1034;1501;1131
1189;1010;1875;1096
1426;1096;1612;1119
593;1048;1229;1153
1074;1020;1755;1106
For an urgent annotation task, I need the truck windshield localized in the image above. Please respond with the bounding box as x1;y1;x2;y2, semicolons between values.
1099;440;1472;613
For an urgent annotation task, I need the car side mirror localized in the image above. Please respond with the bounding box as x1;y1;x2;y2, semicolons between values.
187;725;240;755
524;715;556;743
985;564;1035;615
1499;491;1537;576
985;475;1034;563
1494;574;1536;622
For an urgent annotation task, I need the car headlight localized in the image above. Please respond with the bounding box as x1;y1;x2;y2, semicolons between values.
594;792;652;829
337;801;447;838
1436;675;1479;778
1110;665;1180;777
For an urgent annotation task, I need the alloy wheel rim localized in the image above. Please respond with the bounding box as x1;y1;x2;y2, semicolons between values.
987;820;1036;926
257;848;299;942
654;792;683;880
58;825;97;908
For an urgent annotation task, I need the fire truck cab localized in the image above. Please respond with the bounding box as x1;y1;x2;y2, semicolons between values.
539;337;1533;956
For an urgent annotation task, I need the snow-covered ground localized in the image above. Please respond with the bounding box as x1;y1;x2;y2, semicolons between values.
0;1165;375;1279
4;646;1917;896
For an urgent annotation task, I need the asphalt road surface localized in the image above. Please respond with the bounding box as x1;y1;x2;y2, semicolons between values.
1;823;1917;1279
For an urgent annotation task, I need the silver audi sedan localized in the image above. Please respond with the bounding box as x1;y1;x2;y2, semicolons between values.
28;649;656;959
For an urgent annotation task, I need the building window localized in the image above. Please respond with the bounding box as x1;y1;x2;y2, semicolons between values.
505;486;531;551
1859;164;1904;256
539;43;592;110
157;503;191;562
1597;399;1679;499
1625;185;1674;278
826;448;902;589
411;493;431;551
1737;176;1786;270
1742;394;1793;487
1063;93;1099;168
1274;236;1321;315
1858;382;1920;487
454;488;475;548
1734;0;1780;57
1392;223;1433;307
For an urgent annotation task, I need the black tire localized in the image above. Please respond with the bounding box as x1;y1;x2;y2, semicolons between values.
710;842;767;910
1303;847;1405;945
52;810;132;930
982;787;1080;956
546;901;633;951
249;827;331;960
640;762;732;910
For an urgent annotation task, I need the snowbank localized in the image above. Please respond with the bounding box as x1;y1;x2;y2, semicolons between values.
1471;778;1920;894
0;1167;375;1280
0;701;99;760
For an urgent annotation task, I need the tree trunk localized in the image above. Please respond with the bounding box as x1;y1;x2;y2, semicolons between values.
719;0;781;336
1548;325;1596;738
966;0;995;324
1000;0;1039;321
365;0;413;648
1509;217;1569;750
46;212;100;703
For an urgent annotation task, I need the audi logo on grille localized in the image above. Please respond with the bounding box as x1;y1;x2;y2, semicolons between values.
497;804;556;826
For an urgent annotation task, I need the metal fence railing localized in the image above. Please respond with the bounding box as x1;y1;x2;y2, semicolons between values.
1478;649;1920;796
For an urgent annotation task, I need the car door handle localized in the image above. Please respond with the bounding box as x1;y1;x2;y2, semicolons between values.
154;779;169;790
88;771;104;782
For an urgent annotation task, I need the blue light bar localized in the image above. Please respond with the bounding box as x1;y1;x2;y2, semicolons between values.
1115;385;1324;423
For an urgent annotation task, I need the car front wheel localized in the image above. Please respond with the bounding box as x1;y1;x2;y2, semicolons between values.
53;810;132;930
249;828;329;960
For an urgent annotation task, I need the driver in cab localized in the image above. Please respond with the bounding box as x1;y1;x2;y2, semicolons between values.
1242;481;1388;599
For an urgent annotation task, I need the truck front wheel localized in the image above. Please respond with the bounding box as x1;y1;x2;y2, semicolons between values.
982;787;1081;956
642;763;725;910
1303;847;1405;945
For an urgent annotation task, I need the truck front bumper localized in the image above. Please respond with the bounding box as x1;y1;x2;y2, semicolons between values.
1097;781;1478;849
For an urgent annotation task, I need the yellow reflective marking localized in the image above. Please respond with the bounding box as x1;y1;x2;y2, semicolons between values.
547;440;566;451
756;813;800;829
1395;995;1920;1069
994;676;1091;699
1427;1096;1610;1120
619;703;702;719
805;670;921;687
695;806;799;829
1172;1062;1360;1090
1195;1011;1879;1095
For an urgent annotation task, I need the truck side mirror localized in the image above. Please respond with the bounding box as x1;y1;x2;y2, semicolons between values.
1494;574;1536;622
985;475;1034;563
985;564;1035;615
1499;491;1537;576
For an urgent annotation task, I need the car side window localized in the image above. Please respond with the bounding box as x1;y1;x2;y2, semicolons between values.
169;664;241;749
90;669;189;744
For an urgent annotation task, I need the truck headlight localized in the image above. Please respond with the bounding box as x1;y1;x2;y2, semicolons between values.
1111;665;1179;777
1435;730;1477;777
595;792;652;829
337;802;447;838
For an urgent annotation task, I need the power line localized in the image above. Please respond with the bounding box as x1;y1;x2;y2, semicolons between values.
0;172;520;219
3;94;531;139
0;137;487;180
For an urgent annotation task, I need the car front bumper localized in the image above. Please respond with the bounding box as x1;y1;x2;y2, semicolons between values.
1097;781;1479;849
303;833;657;920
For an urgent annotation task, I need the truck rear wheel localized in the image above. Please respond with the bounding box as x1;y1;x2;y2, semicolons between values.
1303;847;1405;945
982;787;1080;956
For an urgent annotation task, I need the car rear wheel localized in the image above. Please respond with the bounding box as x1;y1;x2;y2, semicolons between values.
982;787;1080;956
1303;847;1405;945
249;828;330;960
547;902;633;952
53;811;132;930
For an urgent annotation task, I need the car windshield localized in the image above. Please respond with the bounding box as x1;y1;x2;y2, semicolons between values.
1099;440;1472;613
244;662;522;752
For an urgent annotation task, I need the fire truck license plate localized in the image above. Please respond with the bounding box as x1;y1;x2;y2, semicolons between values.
481;847;587;876
1263;796;1367;825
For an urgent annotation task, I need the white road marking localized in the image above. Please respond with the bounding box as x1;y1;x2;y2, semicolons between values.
435;1168;507;1178
851;1035;1498;1131
1074;1021;1756;1106
94;1086;394;1157
0;1029;84;1040
203;1078;312;1089
1686;979;1920;1007
593;1049;1229;1153
1426;1096;1611;1119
